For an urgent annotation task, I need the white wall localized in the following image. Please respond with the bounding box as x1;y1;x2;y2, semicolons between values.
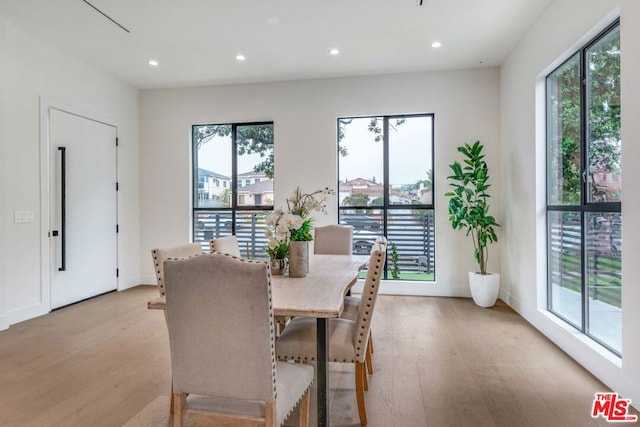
501;0;639;406
0;17;8;330
0;19;140;327
139;69;502;292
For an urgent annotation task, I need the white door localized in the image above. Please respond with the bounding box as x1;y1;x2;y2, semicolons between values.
49;108;117;309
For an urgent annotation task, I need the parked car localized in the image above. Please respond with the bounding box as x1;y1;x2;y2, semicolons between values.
350;230;379;255
342;214;381;231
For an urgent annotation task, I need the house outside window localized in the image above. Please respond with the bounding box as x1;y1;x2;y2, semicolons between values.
338;114;435;280
192;122;274;257
546;21;621;355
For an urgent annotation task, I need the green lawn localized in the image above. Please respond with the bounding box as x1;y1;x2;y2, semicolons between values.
359;270;434;281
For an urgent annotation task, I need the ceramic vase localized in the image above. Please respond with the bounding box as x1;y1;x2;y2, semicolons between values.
468;271;500;307
288;241;309;278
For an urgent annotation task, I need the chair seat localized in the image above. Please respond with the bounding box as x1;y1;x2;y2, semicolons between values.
341;295;361;321
276;317;365;363
186;361;314;427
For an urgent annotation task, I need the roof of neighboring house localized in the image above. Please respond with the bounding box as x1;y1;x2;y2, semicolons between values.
237;179;274;194
339;178;384;196
341;178;377;186
238;170;268;178
197;168;230;180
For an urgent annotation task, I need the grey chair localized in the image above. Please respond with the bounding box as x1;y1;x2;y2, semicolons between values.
275;243;386;426
151;243;203;297
164;253;314;427
150;243;204;413
340;236;388;323
313;224;353;255
209;235;242;257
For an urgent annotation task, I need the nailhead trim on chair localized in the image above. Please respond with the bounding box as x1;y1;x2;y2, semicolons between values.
151;249;164;296
282;384;313;426
354;252;381;360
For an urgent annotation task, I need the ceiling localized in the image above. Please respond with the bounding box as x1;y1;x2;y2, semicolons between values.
0;0;552;90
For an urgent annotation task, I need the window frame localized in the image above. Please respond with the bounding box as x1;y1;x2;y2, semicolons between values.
545;20;621;355
337;113;435;280
191;121;274;238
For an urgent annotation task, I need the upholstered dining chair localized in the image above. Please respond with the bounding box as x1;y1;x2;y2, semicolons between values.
149;243;203;413
275;243;386;426
313;224;353;255
209;235;242;257
151;243;203;298
339;236;387;375
164;253;314;427
338;236;387;320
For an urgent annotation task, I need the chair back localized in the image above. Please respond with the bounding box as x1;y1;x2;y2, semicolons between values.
313;224;353;255
209;235;242;257
151;243;202;297
353;242;386;363
163;253;277;403
376;235;388;246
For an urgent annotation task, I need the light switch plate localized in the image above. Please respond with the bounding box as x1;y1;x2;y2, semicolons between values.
14;210;35;223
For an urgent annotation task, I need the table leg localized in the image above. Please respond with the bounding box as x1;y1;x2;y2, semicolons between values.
317;317;329;427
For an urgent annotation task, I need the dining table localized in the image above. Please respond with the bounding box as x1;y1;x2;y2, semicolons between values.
147;252;369;427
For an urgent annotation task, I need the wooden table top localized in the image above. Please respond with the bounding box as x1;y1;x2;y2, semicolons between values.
147;253;368;318
270;254;367;318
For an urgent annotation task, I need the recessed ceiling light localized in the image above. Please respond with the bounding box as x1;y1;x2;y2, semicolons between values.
329;48;340;55
431;41;442;48
266;16;280;24
148;59;159;66
236;54;246;61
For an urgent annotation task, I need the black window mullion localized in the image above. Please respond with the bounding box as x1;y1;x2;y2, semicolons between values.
382;117;390;280
580;211;587;332
579;50;588;332
580;51;588;208
191;126;200;239
231;124;238;234
382;117;390;231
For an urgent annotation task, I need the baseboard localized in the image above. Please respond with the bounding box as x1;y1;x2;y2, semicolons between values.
8;302;49;326
119;275;153;290
0;313;8;331
350;279;470;297
138;274;157;286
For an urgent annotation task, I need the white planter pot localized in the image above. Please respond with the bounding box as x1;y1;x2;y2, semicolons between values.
468;271;500;308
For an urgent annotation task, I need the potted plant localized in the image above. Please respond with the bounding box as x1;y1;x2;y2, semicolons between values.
445;140;500;307
285;186;335;277
264;209;295;275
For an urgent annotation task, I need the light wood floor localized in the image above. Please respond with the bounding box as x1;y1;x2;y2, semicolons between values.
0;286;637;427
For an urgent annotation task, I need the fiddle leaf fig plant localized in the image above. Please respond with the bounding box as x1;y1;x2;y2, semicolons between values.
445;140;499;275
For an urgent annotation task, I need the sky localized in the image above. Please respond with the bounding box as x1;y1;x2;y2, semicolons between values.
339;115;433;186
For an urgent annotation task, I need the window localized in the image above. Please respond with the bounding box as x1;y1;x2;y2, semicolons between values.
338;114;435;280
546;21;621;354
192;122;274;257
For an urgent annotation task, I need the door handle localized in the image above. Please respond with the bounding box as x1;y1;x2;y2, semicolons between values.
58;146;66;271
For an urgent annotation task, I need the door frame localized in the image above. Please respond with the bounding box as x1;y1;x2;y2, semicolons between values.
39;97;119;312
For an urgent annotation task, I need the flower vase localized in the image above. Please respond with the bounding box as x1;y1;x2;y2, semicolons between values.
288;241;309;278
270;258;287;276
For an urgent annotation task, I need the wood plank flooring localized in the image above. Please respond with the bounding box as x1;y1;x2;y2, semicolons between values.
0;286;637;427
